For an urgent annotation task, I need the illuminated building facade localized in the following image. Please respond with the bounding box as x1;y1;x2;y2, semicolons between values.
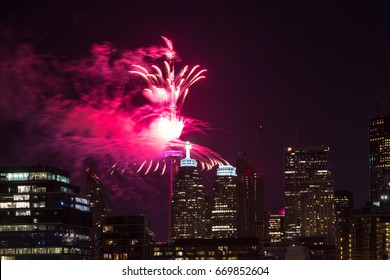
0;165;92;260
171;142;206;239
369;114;390;204
164;149;183;241
236;156;265;239
334;190;353;260
204;194;212;238
295;237;336;259
100;215;153;260
86;168;111;259
153;238;262;260
352;204;390;260
211;165;238;238
267;209;285;243
284;146;335;244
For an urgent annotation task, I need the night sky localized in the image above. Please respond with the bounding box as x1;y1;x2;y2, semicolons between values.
1;0;390;240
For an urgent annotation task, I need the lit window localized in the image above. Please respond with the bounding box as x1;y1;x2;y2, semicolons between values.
15;210;31;216
17;185;31;193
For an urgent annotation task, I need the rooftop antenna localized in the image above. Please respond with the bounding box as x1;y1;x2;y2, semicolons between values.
185;141;191;158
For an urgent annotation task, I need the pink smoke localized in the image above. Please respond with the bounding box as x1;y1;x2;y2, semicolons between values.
0;36;227;221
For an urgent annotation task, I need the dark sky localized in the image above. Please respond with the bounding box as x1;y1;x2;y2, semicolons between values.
1;0;390;240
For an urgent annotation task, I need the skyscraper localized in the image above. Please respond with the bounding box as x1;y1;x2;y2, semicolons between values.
0;165;92;260
267;209;285;243
334;190;353;260
236;156;265;239
369;114;390;204
352;114;390;259
284;146;335;244
164;149;183;241
86;167;111;259
211;165;238;238
171;142;206;239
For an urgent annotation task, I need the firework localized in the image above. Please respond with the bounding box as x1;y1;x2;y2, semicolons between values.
127;37;228;175
0;36;228;180
0;36;230;234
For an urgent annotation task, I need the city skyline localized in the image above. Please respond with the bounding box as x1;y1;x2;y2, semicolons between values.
1;1;390;241
0;146;387;259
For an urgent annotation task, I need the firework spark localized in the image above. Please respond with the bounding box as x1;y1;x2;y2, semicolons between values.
127;37;228;174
